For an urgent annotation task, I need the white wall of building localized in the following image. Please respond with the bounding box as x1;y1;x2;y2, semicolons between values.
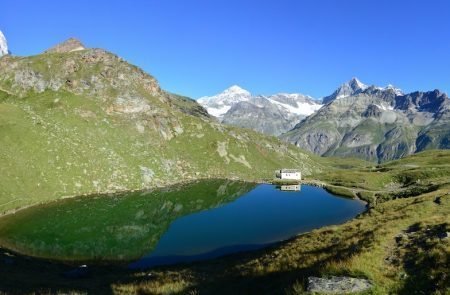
280;172;301;180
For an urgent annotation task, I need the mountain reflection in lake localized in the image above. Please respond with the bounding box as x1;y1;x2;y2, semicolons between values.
0;180;254;261
0;181;365;267
130;184;365;268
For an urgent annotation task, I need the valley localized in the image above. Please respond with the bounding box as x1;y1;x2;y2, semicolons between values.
0;33;448;295
0;150;448;294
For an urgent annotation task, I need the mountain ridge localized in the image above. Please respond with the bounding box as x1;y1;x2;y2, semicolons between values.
281;78;449;162
198;86;322;135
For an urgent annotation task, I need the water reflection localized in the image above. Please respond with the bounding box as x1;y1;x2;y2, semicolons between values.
277;184;301;191
0;180;255;261
131;184;366;268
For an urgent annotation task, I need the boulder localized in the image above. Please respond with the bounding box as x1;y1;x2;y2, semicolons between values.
307;276;373;294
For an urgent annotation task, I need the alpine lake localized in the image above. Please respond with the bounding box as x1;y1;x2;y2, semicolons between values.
0;180;366;268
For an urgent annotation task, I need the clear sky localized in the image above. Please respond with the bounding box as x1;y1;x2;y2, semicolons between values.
1;0;449;98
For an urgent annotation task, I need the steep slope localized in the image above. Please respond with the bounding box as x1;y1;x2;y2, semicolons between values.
281;79;450;162
198;86;322;135
0;39;319;214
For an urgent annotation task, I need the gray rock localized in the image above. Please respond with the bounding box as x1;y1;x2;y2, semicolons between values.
222;96;305;136
307;276;373;294
281;78;450;162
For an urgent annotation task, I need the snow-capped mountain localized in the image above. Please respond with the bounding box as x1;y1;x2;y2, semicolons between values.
268;93;322;116
0;30;9;57
198;86;322;135
322;77;403;104
381;84;404;96
281;78;448;162
197;85;251;117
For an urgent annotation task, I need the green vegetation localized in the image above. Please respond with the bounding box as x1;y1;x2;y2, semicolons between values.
313;150;450;204
0;49;320;215
0;150;448;294
0;48;448;294
0;180;254;261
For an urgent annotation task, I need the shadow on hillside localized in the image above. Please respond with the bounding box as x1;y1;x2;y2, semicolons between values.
397;223;450;295
182;229;376;294
0;229;377;295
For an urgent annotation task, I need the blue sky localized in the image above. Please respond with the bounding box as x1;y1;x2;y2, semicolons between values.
2;0;449;98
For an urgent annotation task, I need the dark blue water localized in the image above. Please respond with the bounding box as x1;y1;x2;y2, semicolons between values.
130;184;365;268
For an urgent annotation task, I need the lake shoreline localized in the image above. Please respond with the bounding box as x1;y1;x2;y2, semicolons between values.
0;177;263;218
0;176;367;219
0;182;366;268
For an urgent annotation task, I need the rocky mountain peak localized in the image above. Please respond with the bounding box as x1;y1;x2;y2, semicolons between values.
322;77;369;104
349;77;368;90
0;30;9;57
45;37;86;54
385;84;403;95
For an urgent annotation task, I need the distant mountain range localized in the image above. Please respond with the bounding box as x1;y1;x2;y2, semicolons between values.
198;78;449;162
198;86;322;135
281;78;450;162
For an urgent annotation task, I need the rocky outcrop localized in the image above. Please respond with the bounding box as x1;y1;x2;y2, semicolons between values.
45;38;86;53
0;47;161;99
307;276;373;294
281;78;450;162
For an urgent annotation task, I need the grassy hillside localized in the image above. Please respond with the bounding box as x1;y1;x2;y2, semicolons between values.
313;150;450;204
0;50;319;214
0;151;448;294
0;45;447;295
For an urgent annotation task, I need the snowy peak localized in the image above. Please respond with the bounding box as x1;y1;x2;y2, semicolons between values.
267;96;322;116
323;78;405;104
267;93;322;116
197;85;252;117
223;85;251;96
197;85;321;121
323;77;368;104
0;30;9;57
349;77;368;91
